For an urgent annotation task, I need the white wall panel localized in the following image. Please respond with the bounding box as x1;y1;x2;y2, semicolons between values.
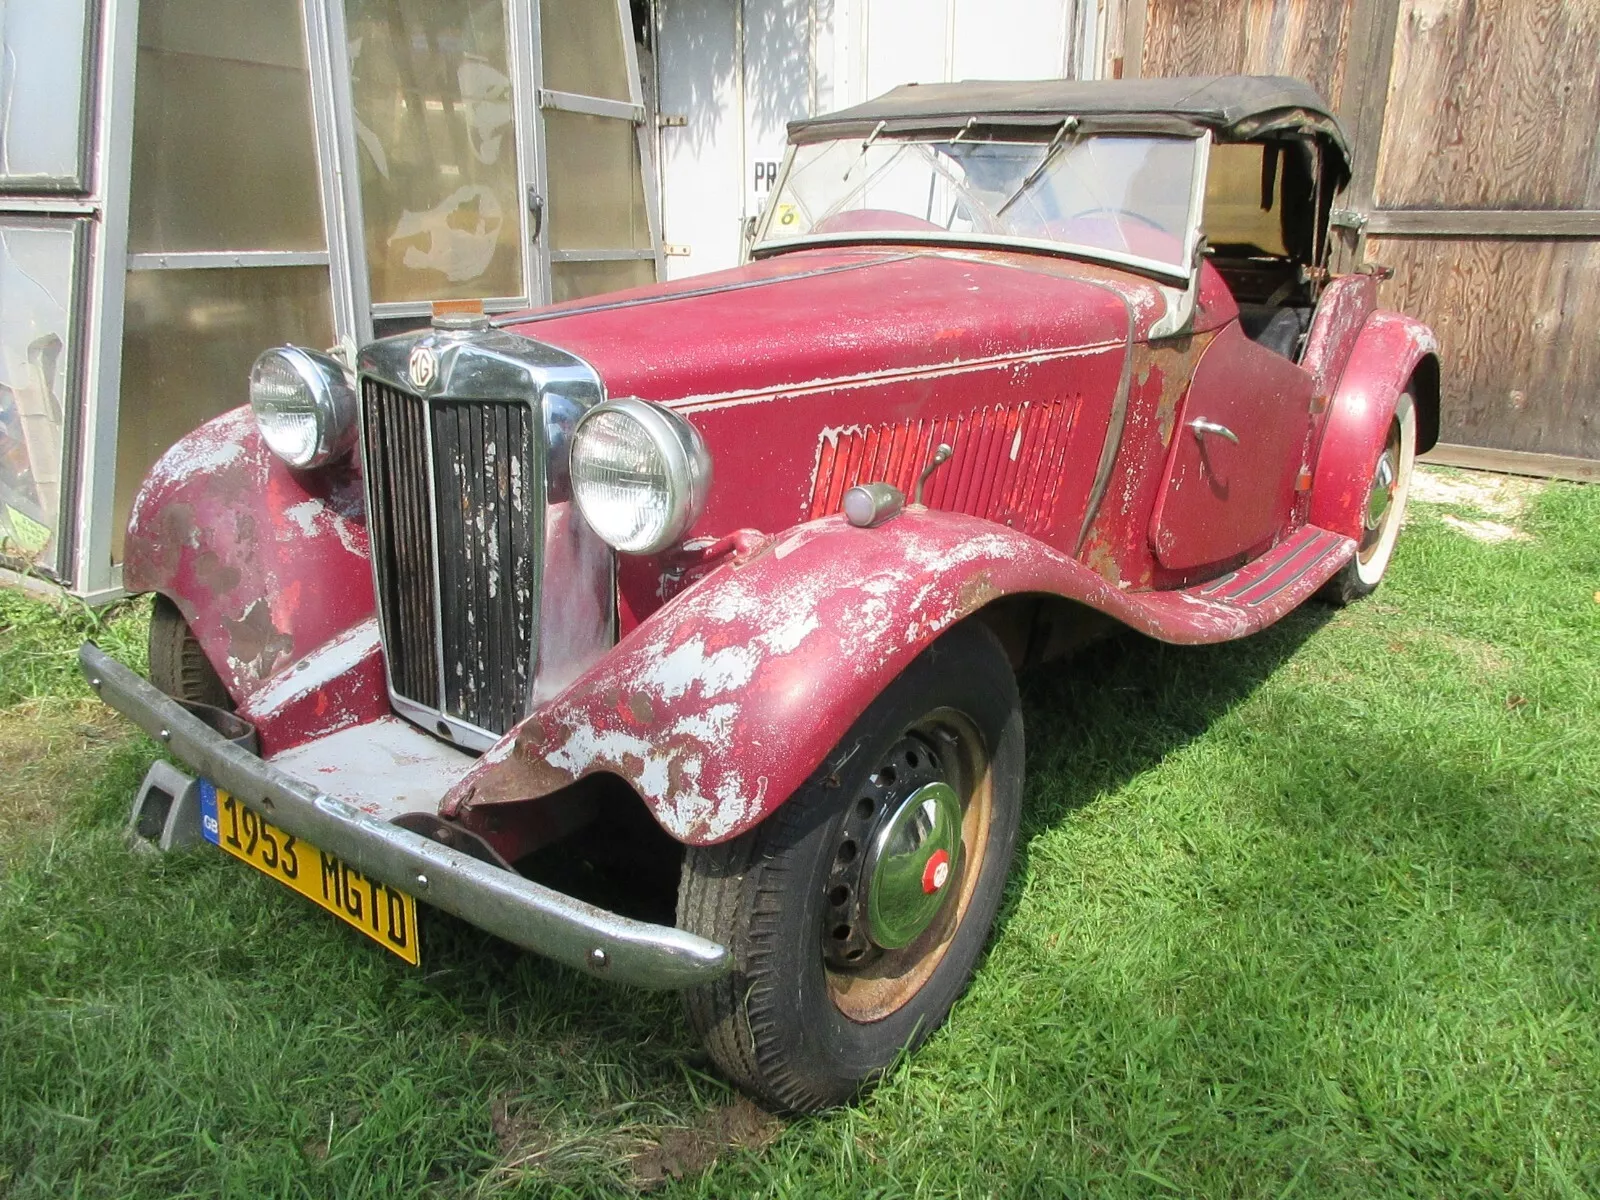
656;0;744;278
863;0;950;98
952;0;1072;81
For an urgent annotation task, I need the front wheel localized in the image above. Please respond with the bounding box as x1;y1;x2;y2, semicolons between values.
677;620;1024;1112
1321;389;1417;605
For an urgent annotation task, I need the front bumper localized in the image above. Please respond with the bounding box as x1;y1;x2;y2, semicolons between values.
80;643;731;989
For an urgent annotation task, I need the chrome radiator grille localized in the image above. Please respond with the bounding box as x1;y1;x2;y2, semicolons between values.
361;380;538;737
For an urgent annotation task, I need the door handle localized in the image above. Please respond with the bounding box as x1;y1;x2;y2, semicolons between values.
1189;418;1240;445
527;188;544;243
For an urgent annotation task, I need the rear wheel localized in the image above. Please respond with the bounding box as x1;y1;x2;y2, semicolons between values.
677;621;1023;1112
148;594;233;710
1322;389;1417;606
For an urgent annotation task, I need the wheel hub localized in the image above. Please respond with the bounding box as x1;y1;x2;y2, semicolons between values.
823;733;962;969
864;782;963;949
1365;444;1399;532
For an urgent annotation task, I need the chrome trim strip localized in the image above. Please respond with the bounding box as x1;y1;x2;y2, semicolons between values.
1243;535;1346;607
80;645;730;988
490;252;918;327
1072;300;1136;558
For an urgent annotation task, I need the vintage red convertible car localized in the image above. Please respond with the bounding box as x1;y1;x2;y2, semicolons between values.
84;75;1438;1111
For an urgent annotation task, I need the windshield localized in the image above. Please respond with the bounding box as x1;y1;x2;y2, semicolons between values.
755;131;1205;276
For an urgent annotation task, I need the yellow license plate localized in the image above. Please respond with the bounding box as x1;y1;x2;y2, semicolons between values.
199;781;420;965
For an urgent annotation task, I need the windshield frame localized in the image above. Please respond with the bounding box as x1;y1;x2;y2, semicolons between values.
750;128;1212;286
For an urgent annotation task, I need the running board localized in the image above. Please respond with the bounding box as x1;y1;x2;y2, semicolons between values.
1129;525;1355;644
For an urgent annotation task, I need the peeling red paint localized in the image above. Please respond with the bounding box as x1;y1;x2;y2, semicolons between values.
122;406;378;745
443;509;1354;847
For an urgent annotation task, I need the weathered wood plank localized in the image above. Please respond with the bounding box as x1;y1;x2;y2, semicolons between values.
1372;235;1600;458
1376;0;1600;209
1421;444;1600;484
1360;210;1600;237
1136;0;1356;108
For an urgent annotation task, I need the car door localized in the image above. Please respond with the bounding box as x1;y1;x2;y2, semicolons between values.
1148;320;1315;572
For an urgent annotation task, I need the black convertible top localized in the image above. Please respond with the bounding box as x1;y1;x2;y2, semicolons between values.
788;75;1350;184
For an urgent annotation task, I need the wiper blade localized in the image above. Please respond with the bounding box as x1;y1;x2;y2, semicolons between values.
996;116;1079;218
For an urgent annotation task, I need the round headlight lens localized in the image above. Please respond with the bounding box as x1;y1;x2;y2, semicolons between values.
249;346;357;469
570;398;711;554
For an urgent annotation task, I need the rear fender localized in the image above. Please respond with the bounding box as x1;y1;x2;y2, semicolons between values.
443;509;1277;846
1309;311;1439;541
122;407;383;748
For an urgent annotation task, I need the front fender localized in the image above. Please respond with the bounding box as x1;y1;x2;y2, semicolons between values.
1309;311;1439;541
442;509;1273;846
123;406;380;727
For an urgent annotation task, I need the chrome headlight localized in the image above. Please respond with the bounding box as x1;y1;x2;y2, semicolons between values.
249;346;358;469
570;397;711;554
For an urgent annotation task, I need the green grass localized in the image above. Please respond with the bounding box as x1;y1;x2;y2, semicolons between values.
2;471;1598;1198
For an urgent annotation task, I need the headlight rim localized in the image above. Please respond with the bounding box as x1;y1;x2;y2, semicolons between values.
570;396;712;555
249;344;359;470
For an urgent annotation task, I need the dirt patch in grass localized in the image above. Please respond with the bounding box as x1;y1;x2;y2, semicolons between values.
0;697;133;849
485;1093;783;1194
629;1097;783;1190
1411;466;1544;518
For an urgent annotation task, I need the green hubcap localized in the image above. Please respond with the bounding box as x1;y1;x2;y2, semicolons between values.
864;781;963;949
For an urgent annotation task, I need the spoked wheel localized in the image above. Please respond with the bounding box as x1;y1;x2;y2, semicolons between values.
1322;390;1417;605
678;621;1023;1112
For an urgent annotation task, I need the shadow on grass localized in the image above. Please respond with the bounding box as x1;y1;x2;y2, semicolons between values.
392;603;1343;1105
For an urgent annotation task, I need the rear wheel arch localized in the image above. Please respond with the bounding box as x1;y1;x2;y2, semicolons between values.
1410;352;1441;454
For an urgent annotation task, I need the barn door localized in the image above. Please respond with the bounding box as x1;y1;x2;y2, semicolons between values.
1120;0;1600;475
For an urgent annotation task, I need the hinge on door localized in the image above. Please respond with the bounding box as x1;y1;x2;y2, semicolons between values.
657;113;687;128
1329;208;1368;231
663;243;691;256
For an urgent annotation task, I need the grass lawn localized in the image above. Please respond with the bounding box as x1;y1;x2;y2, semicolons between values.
2;467;1597;1198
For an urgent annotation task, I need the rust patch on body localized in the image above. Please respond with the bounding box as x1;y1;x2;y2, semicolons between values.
224;600;295;679
194;549;241;598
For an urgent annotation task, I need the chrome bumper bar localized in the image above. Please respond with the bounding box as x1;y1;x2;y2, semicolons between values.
80;643;731;990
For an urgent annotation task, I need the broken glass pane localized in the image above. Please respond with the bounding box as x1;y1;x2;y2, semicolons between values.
0;218;82;576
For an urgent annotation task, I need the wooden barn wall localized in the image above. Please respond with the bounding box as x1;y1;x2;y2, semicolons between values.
1369;238;1600;457
1120;0;1600;465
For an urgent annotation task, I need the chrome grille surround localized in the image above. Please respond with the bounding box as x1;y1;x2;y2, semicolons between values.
357;327;616;752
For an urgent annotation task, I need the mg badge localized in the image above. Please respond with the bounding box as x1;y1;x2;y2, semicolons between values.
408;344;438;391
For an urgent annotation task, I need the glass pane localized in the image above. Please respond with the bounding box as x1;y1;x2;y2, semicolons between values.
114;267;334;560
551;258;654;303
761;134;1202;271
347;0;525;303
544;111;650;252
0;0;91;188
540;0;632;101
0;219;82;575
129;0;325;253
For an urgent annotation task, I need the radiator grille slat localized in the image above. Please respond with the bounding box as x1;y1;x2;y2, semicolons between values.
363;381;439;705
362;380;538;737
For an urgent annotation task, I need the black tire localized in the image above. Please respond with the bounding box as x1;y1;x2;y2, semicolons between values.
1321;390;1417;606
678;620;1024;1112
148;594;233;711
